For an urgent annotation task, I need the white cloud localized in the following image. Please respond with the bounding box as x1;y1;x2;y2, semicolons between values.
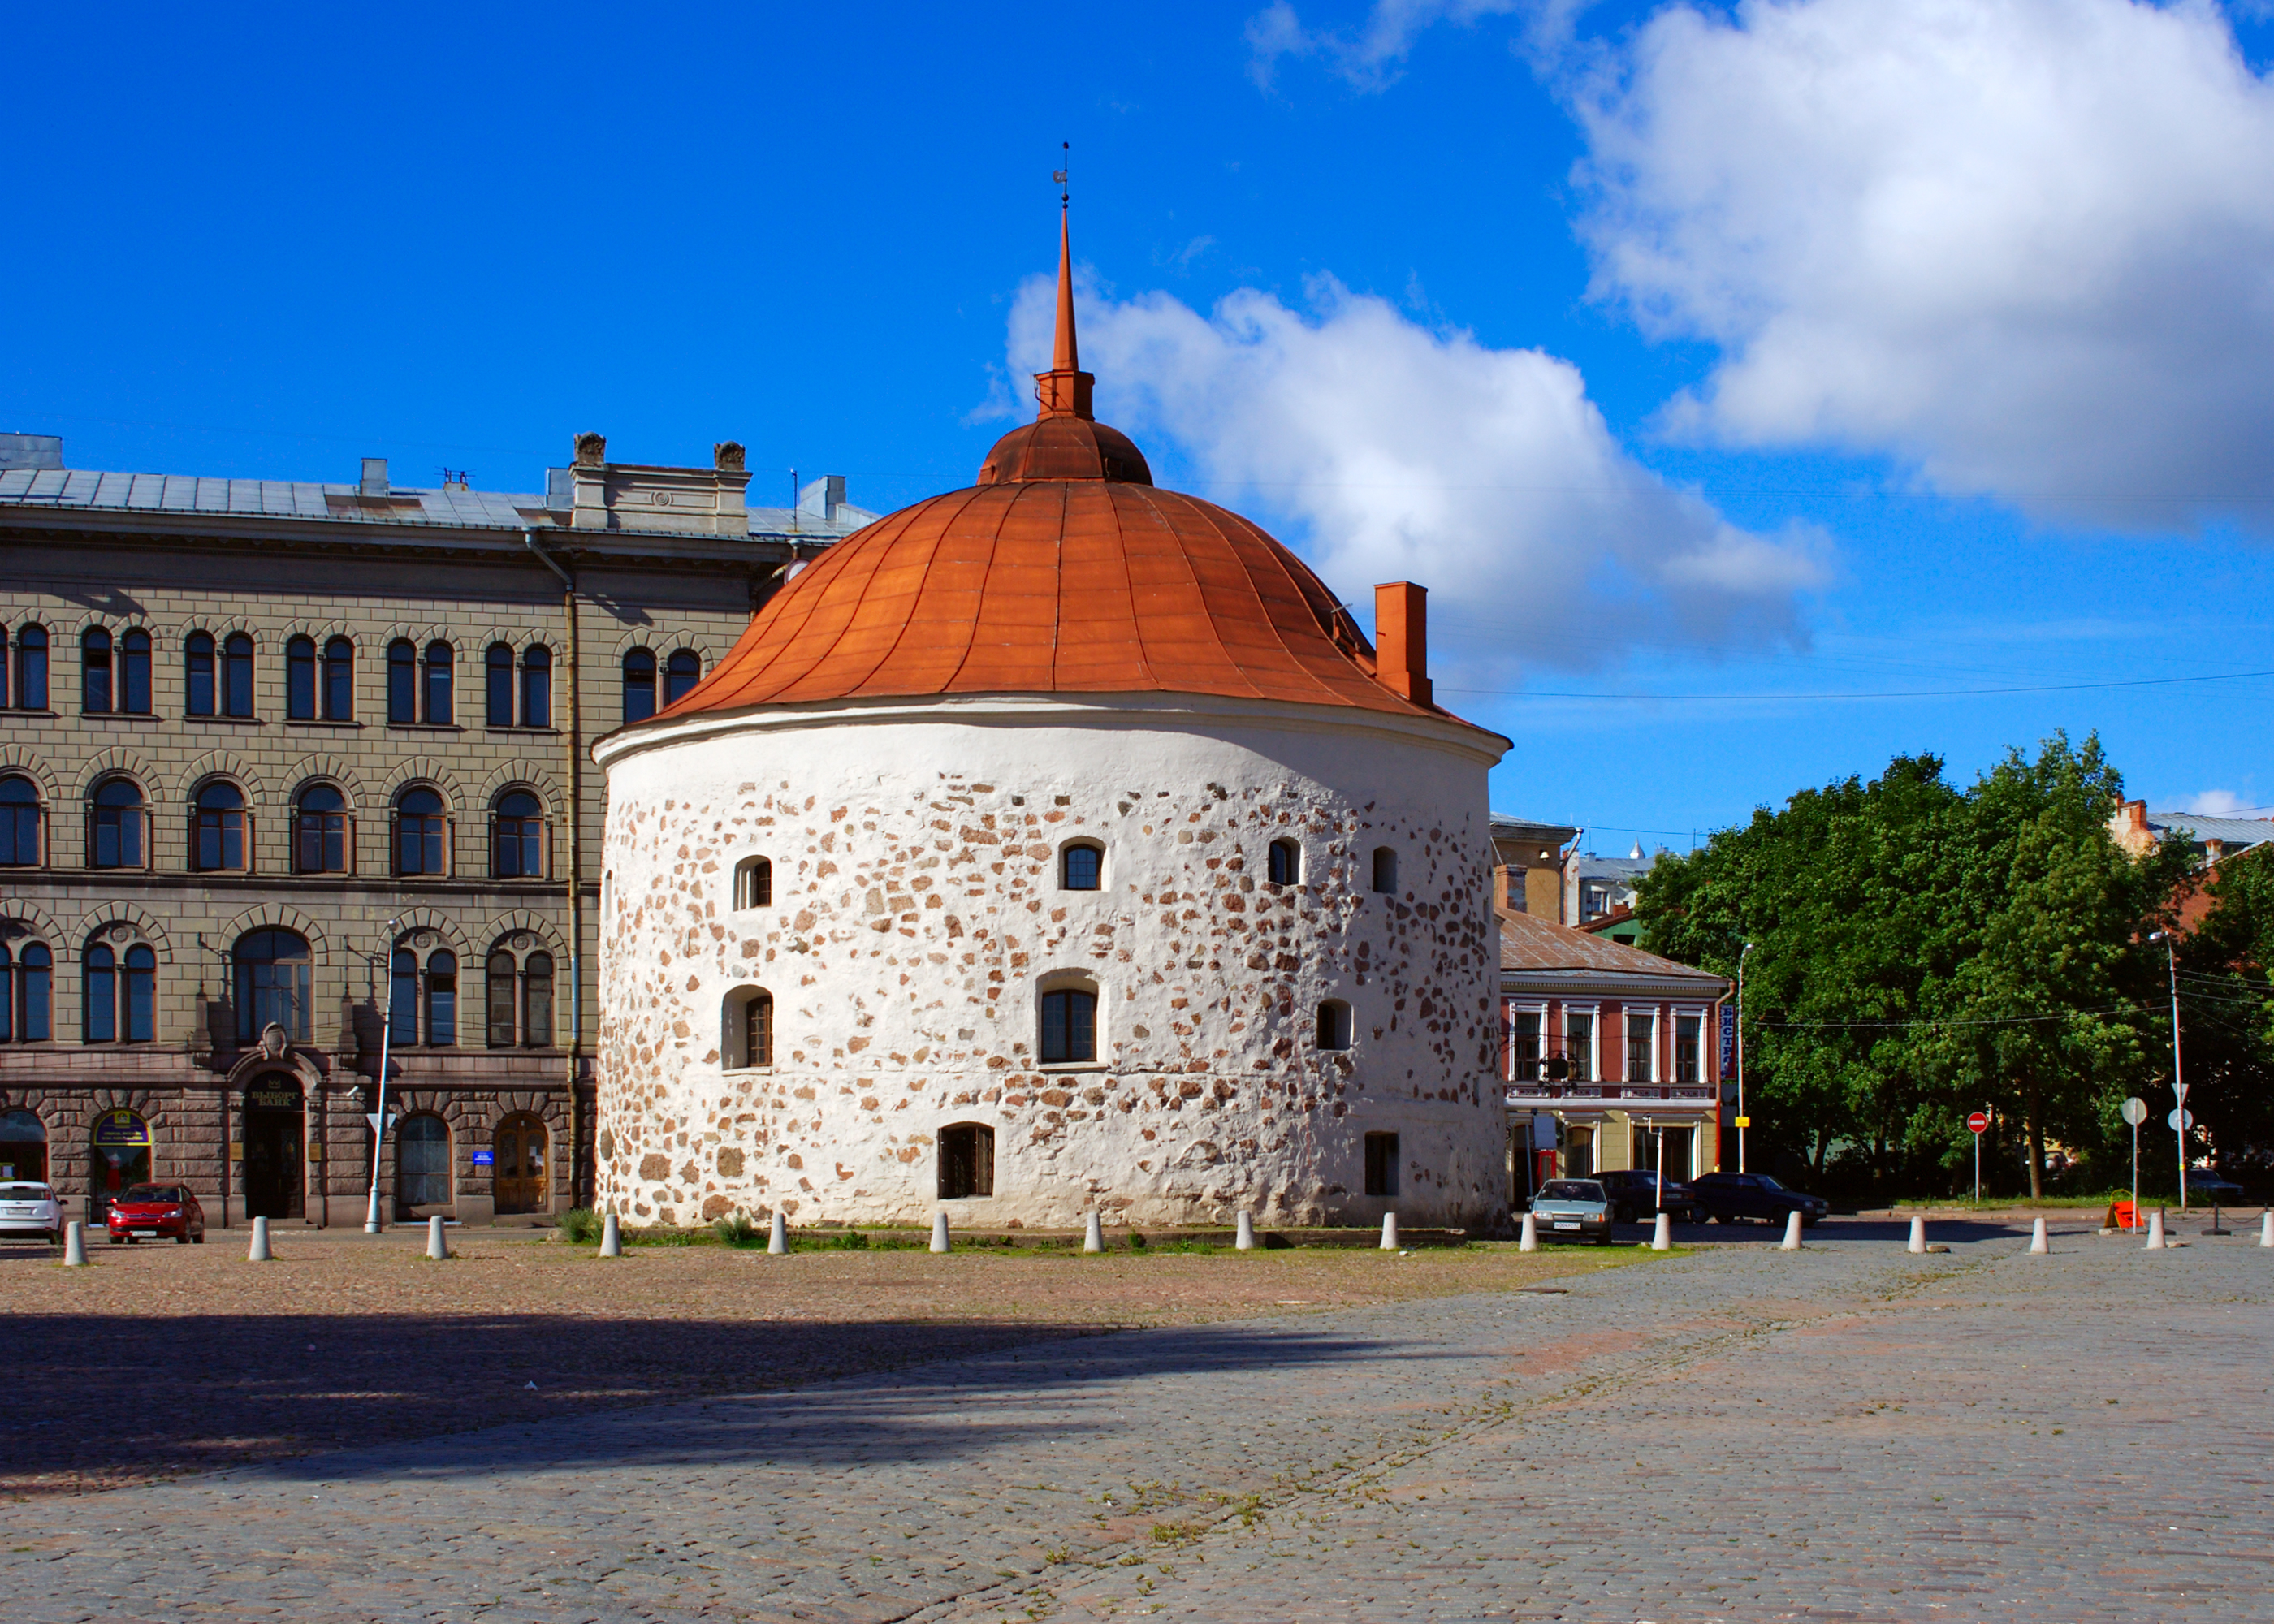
1247;0;1525;90
1005;272;1825;678
1570;0;2274;532
2181;788;2263;816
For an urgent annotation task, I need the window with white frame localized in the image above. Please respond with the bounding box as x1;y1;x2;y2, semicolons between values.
1507;1005;1544;1080
1624;1009;1655;1082
1674;1011;1704;1083
1565;1009;1596;1082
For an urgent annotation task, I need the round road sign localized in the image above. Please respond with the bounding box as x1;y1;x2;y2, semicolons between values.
1966;1111;1990;1134
2121;1096;2149;1126
2168;1108;2195;1131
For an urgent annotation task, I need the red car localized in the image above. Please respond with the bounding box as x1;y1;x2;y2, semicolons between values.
106;1184;206;1245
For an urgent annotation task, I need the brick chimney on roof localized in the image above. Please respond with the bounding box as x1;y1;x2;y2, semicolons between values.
1373;581;1431;707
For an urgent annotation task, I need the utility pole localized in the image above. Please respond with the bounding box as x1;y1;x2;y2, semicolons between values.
1736;942;1755;1174
2149;930;2187;1210
364;918;400;1233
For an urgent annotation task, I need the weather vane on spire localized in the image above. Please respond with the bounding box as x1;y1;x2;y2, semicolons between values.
1054;140;1070;210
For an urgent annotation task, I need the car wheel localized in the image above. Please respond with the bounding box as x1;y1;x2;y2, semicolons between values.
192;1233;204;1245
175;1233;189;1245
1711;1212;1730;1224
108;1236;121;1246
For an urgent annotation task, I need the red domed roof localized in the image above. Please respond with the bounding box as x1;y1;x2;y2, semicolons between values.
657;215;1453;725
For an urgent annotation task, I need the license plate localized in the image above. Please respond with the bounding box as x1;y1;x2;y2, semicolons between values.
131;1229;158;1237
1554;1220;1579;1230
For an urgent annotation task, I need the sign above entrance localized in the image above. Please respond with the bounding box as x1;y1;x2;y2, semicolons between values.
93;1111;149;1147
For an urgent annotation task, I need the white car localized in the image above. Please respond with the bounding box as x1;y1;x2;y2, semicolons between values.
0;1181;63;1244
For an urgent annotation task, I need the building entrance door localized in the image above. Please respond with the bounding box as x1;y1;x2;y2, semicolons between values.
494;1114;547;1215
240;1074;304;1220
89;1110;152;1226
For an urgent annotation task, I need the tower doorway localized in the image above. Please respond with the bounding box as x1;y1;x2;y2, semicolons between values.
240;1074;304;1220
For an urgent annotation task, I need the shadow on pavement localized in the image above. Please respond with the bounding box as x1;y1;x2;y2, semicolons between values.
3;1311;1407;1496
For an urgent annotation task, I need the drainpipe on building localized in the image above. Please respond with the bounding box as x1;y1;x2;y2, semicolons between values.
525;529;584;1205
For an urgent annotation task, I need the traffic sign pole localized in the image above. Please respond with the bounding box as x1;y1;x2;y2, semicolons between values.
1967;1111;1989;1204
2120;1096;2148;1231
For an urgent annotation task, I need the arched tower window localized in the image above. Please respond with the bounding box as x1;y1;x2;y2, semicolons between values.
1371;846;1398;894
1039;982;1098;1065
724;987;774;1069
1060;842;1103;891
1268;839;1301;886
733;855;772;909
938;1123;995;1199
1316;999;1352;1051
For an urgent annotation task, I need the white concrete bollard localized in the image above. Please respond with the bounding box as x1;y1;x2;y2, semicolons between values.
2146;1208;2166;1250
2029;1216;2049;1255
1519;1212;1537;1252
1907;1216;1926;1255
247;1215;273;1263
426;1214;449;1260
768;1209;789;1255
2260;1209;2273;1248
1780;1209;1804;1250
1235;1212;1256;1250
1380;1212;1399;1250
1652;1212;1672;1251
1084;1211;1105;1254
599;1212;622;1257
930;1210;951;1253
63;1220;87;1267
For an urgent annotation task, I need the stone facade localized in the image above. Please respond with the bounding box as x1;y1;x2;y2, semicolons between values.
593;696;1512;1231
0;446;865;1226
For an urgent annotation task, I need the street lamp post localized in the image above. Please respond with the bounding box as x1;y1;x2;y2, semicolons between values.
2147;930;2186;1211
1736;942;1755;1174
365;918;400;1233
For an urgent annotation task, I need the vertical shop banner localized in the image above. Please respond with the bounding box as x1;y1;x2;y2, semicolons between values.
1719;1005;1736;1073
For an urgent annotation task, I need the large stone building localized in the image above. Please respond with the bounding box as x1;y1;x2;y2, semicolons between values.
0;435;868;1228
591;219;1515;1233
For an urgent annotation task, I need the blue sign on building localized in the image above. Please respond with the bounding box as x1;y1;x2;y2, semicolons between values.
1719;1005;1736;1073
470;1150;495;1167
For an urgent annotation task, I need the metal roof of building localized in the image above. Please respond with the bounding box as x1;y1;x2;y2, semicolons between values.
1499;909;1725;990
2141;810;2274;849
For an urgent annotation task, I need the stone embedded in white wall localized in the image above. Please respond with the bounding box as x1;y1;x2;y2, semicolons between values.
592;693;1508;1231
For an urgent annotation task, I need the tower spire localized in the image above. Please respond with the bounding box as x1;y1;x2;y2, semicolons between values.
1035;145;1094;421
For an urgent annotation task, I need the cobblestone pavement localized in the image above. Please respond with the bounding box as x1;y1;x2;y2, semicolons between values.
3;1218;2268;1622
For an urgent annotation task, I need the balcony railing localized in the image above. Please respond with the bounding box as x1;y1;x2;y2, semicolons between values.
1504;1082;1716;1105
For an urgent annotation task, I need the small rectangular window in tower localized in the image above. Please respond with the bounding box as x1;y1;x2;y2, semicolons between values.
938;1123;995;1199
1364;1131;1400;1198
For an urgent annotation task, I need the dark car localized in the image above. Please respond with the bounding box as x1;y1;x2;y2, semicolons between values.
2182;1170;2247;1204
1688;1171;1829;1227
1595;1168;1699;1224
105;1185;206;1245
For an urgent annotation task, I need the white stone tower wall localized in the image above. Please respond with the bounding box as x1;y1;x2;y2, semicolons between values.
592;696;1507;1231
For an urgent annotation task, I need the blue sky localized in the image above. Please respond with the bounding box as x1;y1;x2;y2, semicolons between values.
9;1;2274;849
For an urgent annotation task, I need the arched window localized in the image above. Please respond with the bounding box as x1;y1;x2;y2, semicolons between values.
394;787;447;875
1371;846;1398;894
622;649;656;723
123;944;155;1043
119;629;151;713
1040;984;1097;1065
426;949;457;1047
15;624;48;711
733;855;772;909
724;987;774;1069
84;943;116;1043
82;628;114;713
423;641;453;724
485;950;517;1047
322;637;353;720
90;779;145;870
0;1107;48;1180
294;784;350;874
387;640;417;723
523;951;553;1047
233;928;310;1042
389;947;417;1046
664;649;701;705
1316;999;1352;1052
1268;839;1301;886
222;633;254;717
192;782;247;871
396;1114;452;1210
938;1123;995;1199
286;636;317;719
492;789;544;879
192;782;246;871
184;632;215;716
1061;842;1103;891
0;776;41;866
486;642;514;726
16;943;51;1041
0;626;6;708
521;645;551;729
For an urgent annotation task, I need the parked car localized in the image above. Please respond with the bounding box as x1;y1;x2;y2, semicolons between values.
1688;1171;1830;1227
105;1185;206;1245
1595;1168;1699;1224
0;1181;63;1245
1528;1178;1615;1245
2182;1170;2247;1204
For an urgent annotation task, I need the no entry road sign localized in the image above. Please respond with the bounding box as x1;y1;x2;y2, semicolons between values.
1967;1112;1990;1134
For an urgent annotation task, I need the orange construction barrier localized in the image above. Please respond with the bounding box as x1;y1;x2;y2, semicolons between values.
2106;1199;2138;1231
